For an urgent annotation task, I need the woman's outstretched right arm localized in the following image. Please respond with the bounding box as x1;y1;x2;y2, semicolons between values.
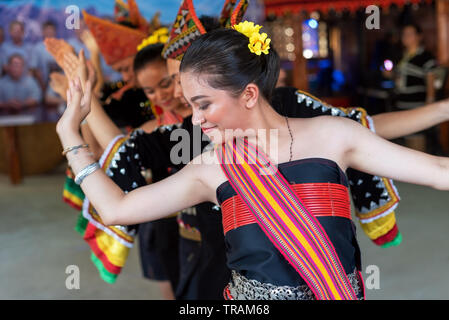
57;79;209;225
64;140;207;225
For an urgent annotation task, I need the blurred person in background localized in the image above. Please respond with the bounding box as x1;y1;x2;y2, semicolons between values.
44;72;67;122
0;54;41;119
2;21;42;88
0;26;5;74
34;21;61;93
395;23;437;109
384;23;444;154
34;21;66;121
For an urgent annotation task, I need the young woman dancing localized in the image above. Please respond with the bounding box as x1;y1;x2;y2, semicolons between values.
56;25;449;300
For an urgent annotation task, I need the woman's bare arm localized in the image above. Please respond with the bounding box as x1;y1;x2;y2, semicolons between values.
80;123;104;160
372;99;449;140
57;79;210;226
85;96;123;149
335;117;449;190
63;141;208;225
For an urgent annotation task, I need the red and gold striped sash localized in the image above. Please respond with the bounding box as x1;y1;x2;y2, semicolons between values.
217;139;357;300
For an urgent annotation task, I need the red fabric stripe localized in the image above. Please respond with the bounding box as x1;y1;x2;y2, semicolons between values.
62;197;82;211
221;183;351;235
373;223;398;245
223;285;233;300
154;105;163;115
83;223;122;275
65;168;74;178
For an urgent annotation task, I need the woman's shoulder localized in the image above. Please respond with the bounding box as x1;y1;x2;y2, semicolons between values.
289;114;355;131
287;116;362;171
289;116;361;149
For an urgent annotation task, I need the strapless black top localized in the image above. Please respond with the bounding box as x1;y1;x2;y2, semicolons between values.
216;158;362;287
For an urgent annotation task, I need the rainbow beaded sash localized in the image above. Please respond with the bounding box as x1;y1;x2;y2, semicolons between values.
217;139;357;300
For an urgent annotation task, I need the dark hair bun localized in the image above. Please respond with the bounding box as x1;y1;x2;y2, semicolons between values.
180;28;280;102
133;43;164;74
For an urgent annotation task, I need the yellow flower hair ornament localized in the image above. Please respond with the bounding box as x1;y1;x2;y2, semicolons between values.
137;27;169;51
233;21;271;56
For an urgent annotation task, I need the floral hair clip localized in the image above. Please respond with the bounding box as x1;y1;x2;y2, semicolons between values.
233;21;271;56
137;27;169;51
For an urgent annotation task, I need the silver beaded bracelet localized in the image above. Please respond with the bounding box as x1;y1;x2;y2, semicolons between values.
62;143;89;156
74;162;101;185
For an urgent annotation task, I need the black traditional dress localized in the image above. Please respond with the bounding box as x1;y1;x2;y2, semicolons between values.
100;81;155;129
93;87;401;296
218;158;365;300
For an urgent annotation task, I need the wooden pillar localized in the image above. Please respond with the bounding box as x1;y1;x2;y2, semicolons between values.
436;0;449;153
437;0;449;63
3;126;22;184
329;26;342;72
292;14;309;91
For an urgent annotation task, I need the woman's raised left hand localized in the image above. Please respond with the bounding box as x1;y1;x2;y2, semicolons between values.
56;77;92;137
